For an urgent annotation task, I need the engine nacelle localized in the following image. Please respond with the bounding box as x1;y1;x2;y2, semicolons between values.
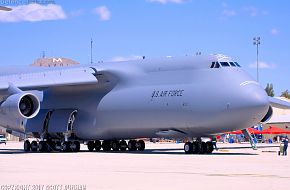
0;93;40;119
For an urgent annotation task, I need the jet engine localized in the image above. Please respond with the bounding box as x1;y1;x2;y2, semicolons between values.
260;106;273;123
0;92;40;119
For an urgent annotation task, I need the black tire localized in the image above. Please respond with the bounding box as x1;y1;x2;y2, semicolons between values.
192;142;199;154
184;142;193;154
111;140;120;151
31;141;38;152
201;142;207;154
24;140;31;152
137;140;145;151
73;141;80;152
55;141;62;151
128;140;137;151
102;140;111;151
87;141;95;152
206;142;214;154
39;141;48;152
95;140;102;151
63;141;72;152
120;140;127;151
46;141;55;152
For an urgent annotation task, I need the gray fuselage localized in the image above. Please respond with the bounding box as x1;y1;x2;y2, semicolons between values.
0;55;270;140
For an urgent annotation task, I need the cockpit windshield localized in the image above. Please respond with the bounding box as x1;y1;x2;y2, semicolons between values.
220;62;230;67
229;62;236;67
210;61;241;68
234;62;241;67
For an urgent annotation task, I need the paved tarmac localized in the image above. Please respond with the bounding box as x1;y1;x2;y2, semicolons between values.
0;142;289;190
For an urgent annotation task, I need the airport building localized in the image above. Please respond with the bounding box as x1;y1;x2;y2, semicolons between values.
263;97;290;137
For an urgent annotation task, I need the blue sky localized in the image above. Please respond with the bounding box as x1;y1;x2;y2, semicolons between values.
0;0;289;95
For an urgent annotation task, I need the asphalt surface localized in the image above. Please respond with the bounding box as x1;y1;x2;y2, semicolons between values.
0;142;289;190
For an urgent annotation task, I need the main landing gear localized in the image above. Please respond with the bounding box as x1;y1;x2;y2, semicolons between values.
184;141;214;154
86;140;146;152
23;139;146;152
24;140;81;152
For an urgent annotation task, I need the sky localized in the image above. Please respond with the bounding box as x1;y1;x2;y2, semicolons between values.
0;0;289;95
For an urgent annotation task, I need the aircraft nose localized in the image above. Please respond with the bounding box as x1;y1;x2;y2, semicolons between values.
239;82;269;121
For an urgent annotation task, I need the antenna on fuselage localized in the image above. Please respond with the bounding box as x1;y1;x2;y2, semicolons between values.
90;38;93;64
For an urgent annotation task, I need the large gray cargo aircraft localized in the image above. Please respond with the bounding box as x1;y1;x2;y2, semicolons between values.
0;54;289;154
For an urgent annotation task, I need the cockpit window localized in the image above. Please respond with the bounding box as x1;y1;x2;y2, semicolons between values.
210;61;241;69
214;62;220;68
229;62;236;67
220;62;230;67
234;62;241;67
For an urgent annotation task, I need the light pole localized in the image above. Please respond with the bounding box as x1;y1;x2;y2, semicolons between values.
253;37;261;82
90;38;93;64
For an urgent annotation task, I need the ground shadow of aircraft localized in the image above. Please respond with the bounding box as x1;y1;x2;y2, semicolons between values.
0;147;258;156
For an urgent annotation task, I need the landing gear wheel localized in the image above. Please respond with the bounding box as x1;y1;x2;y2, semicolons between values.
206;142;214;154
31;141;38;152
200;142;207;154
87;141;95;152
47;141;55;152
24;140;31;152
128;140;137;151
39;141;48;152
137;140;145;151
95;140;102;152
102;140;111;151
184;142;193;154
192;142;199;154
120;140;127;151
55;141;62;151
63;141;72;152
72;141;80;152
111;140;120;151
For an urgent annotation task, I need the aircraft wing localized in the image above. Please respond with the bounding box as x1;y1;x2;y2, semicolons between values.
0;6;12;11
268;97;290;109
0;67;98;95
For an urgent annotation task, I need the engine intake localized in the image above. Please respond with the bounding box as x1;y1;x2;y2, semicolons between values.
0;93;40;119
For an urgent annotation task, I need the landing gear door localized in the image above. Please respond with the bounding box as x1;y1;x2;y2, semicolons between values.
26;109;50;133
48;109;77;133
